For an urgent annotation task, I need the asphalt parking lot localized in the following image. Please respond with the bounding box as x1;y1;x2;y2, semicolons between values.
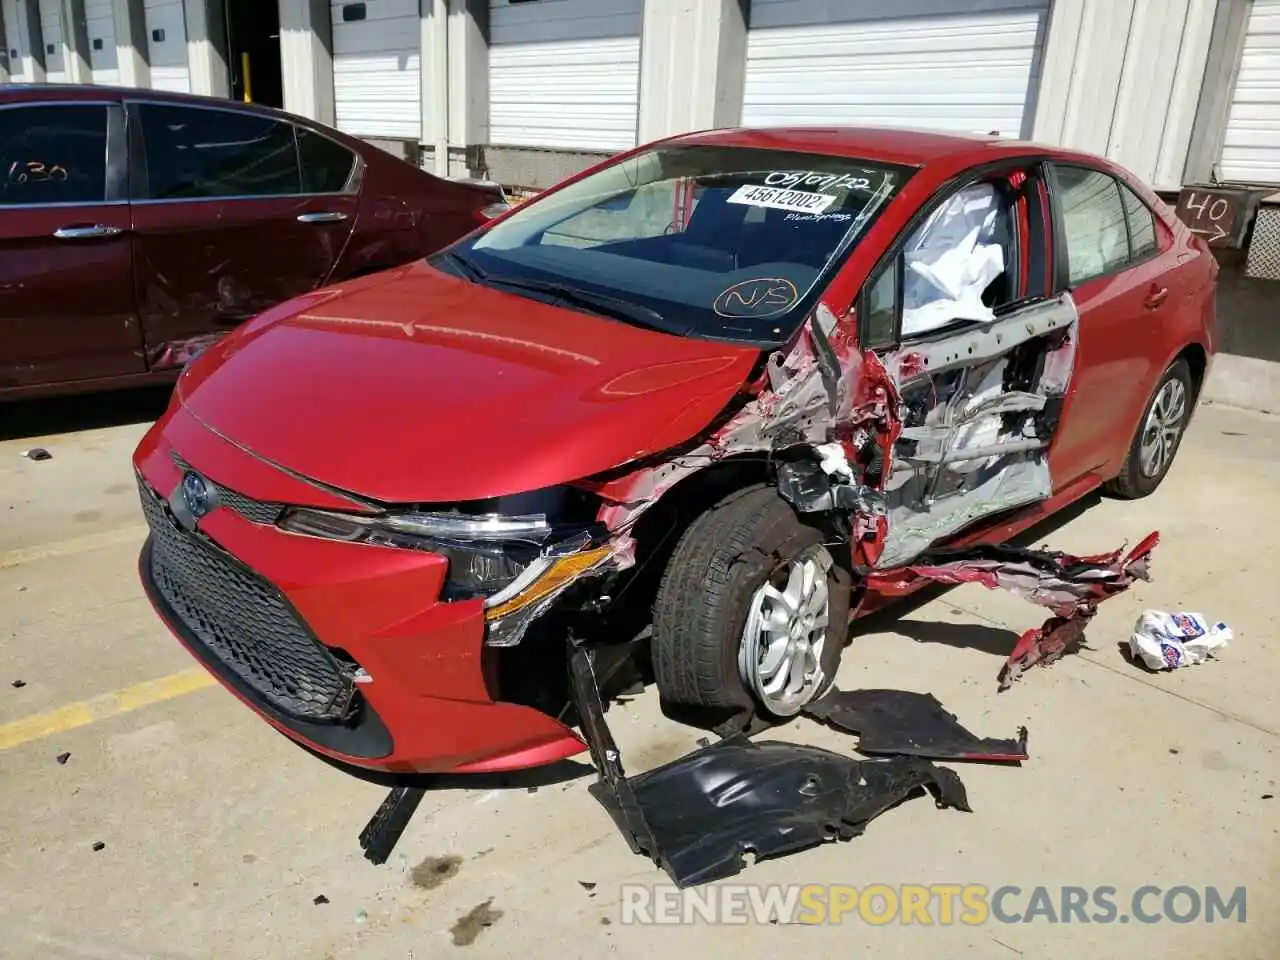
1;390;1277;960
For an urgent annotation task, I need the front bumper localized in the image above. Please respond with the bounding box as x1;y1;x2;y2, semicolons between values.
133;403;587;775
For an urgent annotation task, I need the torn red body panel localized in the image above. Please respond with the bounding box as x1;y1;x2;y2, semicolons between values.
871;532;1160;689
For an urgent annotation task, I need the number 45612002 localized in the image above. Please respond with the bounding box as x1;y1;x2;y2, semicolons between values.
7;160;69;184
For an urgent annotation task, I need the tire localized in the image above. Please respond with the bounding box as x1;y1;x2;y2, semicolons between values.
651;485;851;721
1105;358;1194;500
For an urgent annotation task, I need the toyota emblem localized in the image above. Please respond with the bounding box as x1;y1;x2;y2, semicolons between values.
181;471;213;519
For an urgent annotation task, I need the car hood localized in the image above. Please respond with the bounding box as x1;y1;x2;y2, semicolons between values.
176;262;759;503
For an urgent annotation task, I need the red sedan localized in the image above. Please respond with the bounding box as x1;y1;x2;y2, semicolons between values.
133;126;1216;775
0;85;506;399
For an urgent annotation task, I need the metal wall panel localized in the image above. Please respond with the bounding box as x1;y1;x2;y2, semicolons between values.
143;0;190;92
37;0;64;80
1031;0;1217;191
1220;0;1280;185
488;0;642;151
331;0;421;141
2;0;32;81
85;0;118;83
742;3;1049;138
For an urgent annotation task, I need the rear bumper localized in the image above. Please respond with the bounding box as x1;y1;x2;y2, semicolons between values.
133;406;586;775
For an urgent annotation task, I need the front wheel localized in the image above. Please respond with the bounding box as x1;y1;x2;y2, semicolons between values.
651;486;851;721
1105;358;1194;499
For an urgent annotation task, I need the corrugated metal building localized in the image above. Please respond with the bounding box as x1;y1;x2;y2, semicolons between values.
2;0;1276;187
2;0;1278;280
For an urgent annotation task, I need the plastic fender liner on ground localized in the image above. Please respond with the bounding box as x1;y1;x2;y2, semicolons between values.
569;643;971;889
803;689;1029;763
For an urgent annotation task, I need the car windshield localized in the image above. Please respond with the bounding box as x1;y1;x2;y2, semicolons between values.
443;144;908;345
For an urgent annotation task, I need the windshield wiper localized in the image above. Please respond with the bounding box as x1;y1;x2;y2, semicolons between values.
483;275;668;331
440;249;488;283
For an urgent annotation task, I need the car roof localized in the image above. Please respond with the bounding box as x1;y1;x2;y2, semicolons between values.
0;83;300;122
671;125;1081;170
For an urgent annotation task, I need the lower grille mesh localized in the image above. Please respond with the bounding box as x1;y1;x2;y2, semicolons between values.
139;477;357;723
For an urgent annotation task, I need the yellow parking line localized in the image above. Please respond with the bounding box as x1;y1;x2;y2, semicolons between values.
0;668;217;752
0;526;147;570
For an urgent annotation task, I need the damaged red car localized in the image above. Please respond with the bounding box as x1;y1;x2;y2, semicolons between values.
133;127;1216;775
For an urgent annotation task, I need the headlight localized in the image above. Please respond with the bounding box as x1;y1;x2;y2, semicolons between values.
277;507;606;611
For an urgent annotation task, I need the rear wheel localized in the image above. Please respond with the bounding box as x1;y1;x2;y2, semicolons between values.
651;486;851;720
1106;358;1193;499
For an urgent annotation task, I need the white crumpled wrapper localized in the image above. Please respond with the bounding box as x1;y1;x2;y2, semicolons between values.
1129;610;1231;671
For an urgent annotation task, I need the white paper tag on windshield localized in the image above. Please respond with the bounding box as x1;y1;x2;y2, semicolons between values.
727;184;838;215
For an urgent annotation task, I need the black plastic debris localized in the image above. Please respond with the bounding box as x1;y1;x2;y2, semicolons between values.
606;737;969;888
803;690;1029;763
56;752;71;765
359;785;427;865
313;894;330;906
569;643;970;889
23;448;52;461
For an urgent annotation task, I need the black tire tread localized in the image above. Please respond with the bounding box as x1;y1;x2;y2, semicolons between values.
651;485;822;710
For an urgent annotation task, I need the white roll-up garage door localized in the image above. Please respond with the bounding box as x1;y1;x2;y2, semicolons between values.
143;0;189;92
37;0;65;82
331;0;421;141
2;0;32;81
85;0;119;84
743;0;1050;139
1219;0;1280;185
488;0;642;151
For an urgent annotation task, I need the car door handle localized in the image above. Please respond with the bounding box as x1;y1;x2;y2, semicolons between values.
53;224;124;239
1144;287;1170;310
297;212;349;224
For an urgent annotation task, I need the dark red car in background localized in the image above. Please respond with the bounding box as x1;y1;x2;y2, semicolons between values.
134;126;1217;777
0;85;506;399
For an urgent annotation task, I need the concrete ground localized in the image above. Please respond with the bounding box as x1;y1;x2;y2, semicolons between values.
0;390;1276;960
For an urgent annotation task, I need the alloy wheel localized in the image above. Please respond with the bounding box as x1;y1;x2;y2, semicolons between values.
737;545;833;717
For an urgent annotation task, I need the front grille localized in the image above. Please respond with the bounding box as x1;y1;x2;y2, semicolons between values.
170;452;282;525
139;477;357;724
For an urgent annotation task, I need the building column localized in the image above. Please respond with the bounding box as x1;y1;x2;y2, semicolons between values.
183;0;228;97
61;0;91;82
278;0;335;125
0;5;10;83
19;0;47;81
420;0;448;174
1184;0;1253;184
637;0;748;142
445;0;487;177
112;0;149;87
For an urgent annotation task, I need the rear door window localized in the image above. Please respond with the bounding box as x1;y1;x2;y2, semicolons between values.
1053;166;1130;285
298;128;358;194
136;103;301;200
0;104;109;206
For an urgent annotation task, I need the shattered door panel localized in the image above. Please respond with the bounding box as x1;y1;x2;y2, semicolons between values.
874;293;1079;568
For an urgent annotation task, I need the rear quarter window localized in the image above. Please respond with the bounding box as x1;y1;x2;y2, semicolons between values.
298;128;357;194
1119;182;1158;260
